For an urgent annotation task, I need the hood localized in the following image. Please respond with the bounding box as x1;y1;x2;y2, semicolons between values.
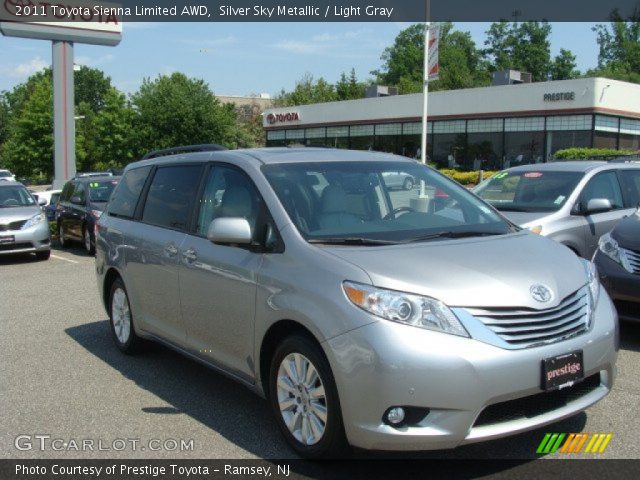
499;211;551;227
0;206;41;224
322;232;588;309
612;212;640;250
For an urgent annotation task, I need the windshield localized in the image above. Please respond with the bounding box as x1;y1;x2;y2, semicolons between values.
0;171;11;178
474;170;583;212
262;161;512;244
0;186;36;207
88;180;118;202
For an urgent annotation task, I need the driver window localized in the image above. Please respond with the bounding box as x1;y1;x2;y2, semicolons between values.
581;172;624;210
197;166;261;237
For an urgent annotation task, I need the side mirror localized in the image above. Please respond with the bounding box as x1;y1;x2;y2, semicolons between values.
207;217;252;245
37;197;47;206
70;196;84;205
585;198;613;215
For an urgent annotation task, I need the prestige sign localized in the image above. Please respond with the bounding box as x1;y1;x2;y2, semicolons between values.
0;0;122;45
266;111;301;125
543;91;575;102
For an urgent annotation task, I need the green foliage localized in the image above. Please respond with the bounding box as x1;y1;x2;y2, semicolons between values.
554;147;639;160
484;22;579;81
587;16;640;82
373;23;490;94
274;70;366;107
129;72;239;157
1;75;53;178
335;68;366;101
438;169;497;185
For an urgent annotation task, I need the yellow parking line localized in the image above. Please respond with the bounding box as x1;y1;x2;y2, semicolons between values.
50;254;79;264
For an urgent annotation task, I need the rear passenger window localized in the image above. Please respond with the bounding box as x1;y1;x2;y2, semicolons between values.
107;166;151;219
73;182;86;201
60;182;74;201
142;165;202;230
619;170;640;207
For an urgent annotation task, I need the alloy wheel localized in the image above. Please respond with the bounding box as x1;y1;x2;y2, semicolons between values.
111;287;131;345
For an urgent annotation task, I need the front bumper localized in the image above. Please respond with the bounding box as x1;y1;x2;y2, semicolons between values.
0;220;50;255
595;251;640;322
323;289;618;451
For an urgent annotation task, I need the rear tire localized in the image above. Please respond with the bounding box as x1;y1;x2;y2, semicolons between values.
83;225;95;255
35;250;50;261
269;334;347;458
403;177;414;190
58;222;66;248
109;278;142;354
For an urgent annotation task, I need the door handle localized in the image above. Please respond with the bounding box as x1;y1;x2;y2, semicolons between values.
182;248;197;262
164;243;178;257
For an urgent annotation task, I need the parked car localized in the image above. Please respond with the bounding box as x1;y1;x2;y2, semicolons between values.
45;191;61;222
57;176;120;254
381;170;415;190
0;181;50;260
474;161;640;258
31;189;62;207
96;147;617;458
594;209;640;322
0;169;16;182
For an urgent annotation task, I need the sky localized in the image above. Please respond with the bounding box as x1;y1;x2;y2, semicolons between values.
0;22;602;96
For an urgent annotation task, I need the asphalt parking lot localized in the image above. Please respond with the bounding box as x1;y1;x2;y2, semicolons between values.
1;242;639;462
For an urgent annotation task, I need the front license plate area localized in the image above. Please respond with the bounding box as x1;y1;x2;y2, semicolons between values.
542;351;584;391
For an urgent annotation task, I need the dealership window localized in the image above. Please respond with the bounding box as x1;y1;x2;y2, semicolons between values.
326;126;349;149
305;127;326;146
284;129;304;145
466;119;503;133
433;120;465;134
402;122;432;135
504;131;545;167
374;123;401;153
619;119;640;150
505;117;544;132
468;132;503;170
349;124;374;150
400;122;433;159
593;115;619;149
433;133;467;169
547;131;592;155
546;115;592;131
266;129;286;147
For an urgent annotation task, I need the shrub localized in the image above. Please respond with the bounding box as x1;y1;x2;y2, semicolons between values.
554;147;638;160
438;169;497;185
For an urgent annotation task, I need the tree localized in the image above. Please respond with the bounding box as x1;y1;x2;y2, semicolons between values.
1;76;53;178
589;15;640;82
335;68;366;100
373;23;490;93
129;72;240;157
550;49;580;80
274;74;337;106
484;21;579;81
74;66;113;112
92;88;135;170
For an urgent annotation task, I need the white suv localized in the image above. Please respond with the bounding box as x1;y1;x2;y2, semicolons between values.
0;169;16;182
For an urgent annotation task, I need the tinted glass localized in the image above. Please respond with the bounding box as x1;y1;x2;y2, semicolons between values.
72;182;86;202
0;171;11;178
0;185;37;207
619;170;640;207
263;161;510;243
196;166;261;236
88;179;119;202
50;193;61;205
581;171;624;210
60;182;74;201
475;170;583;212
142;165;201;230
107;166;151;219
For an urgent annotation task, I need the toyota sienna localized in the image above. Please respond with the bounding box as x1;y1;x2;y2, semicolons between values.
95;147;618;457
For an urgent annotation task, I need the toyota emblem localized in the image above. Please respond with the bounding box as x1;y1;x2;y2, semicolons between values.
530;284;553;303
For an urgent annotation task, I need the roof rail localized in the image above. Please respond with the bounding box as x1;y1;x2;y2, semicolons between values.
142;144;227;160
607;155;640;163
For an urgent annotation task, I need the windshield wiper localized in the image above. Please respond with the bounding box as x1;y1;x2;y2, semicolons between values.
406;231;504;243
308;237;400;246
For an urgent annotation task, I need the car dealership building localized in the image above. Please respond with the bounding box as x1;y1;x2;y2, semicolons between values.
263;77;640;170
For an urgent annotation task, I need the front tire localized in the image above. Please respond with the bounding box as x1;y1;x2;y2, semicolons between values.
35;250;50;261
109;278;142;354
403;177;414;190
269;335;347;458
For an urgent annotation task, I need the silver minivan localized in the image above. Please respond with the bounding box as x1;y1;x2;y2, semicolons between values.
474;161;640;258
95;148;618;457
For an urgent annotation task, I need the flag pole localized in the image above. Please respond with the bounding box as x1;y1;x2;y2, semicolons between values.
419;0;431;201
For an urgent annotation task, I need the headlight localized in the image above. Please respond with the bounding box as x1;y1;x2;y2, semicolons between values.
342;281;469;337
528;225;543;235
90;209;103;219
22;213;45;229
581;259;600;327
598;232;632;272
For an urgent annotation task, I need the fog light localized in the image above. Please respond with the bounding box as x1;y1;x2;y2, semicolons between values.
385;407;406;425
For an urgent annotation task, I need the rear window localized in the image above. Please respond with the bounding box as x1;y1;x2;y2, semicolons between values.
107;166;151;219
89;180;119;202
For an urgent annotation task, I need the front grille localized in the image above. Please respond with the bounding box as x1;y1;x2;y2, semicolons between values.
621;247;640;275
466;287;589;348
0;242;32;251
473;373;601;427
0;219;27;232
